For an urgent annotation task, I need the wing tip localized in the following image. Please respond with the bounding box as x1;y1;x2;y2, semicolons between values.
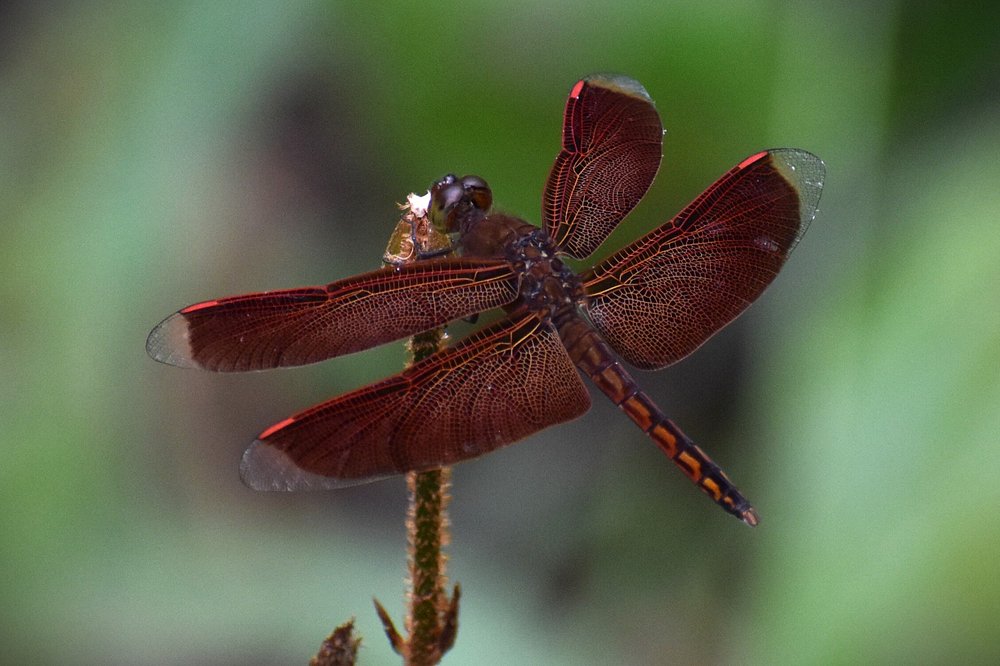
758;149;827;236
581;73;653;103
240;440;309;491
240;439;376;491
767;147;826;178
146;311;198;368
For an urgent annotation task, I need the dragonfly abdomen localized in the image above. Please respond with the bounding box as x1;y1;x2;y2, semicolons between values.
556;311;760;526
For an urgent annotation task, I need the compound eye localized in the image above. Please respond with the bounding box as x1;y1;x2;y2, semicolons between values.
429;175;465;231
460;175;492;211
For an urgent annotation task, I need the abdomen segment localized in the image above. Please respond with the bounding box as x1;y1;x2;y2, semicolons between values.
557;312;760;526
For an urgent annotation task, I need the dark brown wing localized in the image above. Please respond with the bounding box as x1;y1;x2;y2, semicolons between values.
239;310;591;489
582;149;825;370
146;258;518;371
543;75;663;260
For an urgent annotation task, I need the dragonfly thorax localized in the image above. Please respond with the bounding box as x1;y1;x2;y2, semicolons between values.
506;225;584;319
442;178;585;320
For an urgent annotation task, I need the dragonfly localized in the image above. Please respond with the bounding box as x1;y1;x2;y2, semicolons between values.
147;75;824;526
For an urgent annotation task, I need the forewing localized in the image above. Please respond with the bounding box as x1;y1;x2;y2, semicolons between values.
240;311;591;489
146;258;518;371
543;75;663;259
582;149;825;369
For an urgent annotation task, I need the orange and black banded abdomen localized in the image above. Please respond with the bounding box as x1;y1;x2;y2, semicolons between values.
556;311;759;526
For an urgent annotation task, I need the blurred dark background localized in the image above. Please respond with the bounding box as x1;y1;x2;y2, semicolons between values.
2;2;998;664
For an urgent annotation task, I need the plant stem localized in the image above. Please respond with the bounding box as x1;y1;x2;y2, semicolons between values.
373;200;460;665
404;329;451;666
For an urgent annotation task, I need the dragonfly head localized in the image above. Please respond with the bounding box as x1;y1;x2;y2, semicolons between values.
429;174;492;234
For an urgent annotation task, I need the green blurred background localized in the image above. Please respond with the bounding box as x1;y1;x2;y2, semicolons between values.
3;2;998;664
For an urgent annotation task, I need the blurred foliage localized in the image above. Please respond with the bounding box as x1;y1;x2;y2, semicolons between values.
1;1;998;664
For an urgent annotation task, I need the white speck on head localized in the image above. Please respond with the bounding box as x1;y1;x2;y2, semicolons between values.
407;191;431;217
